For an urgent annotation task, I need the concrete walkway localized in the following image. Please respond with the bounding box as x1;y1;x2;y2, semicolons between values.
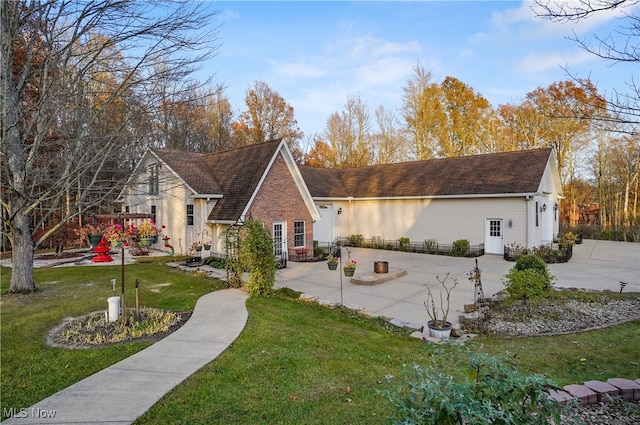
3;289;249;425
275;239;639;329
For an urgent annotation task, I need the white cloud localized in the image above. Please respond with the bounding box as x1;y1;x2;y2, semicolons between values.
515;50;594;73
349;35;421;58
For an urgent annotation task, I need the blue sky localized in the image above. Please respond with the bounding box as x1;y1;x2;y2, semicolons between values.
203;1;637;136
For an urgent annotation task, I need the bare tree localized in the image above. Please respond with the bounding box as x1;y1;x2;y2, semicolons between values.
323;96;374;168
373;104;409;164
1;0;220;292
534;0;640;133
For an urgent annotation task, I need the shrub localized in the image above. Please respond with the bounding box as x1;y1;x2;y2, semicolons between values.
348;234;364;247
503;268;553;306
514;254;548;275
204;257;226;269
398;237;410;251
385;345;570;425
451;239;470;257
312;240;323;257
241;219;276;296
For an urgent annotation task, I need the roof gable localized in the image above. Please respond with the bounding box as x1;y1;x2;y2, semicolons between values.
300;148;555;199
151;140;318;222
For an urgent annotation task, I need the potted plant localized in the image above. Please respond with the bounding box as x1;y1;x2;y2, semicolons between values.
343;259;357;277
104;223;124;248
326;254;339;270
203;241;212;250
423;273;459;339
137;220;158;247
74;222;105;247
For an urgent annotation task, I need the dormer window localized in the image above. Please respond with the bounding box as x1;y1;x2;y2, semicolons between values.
148;164;159;195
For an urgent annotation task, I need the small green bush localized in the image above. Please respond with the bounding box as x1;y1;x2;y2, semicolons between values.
503;268;553;305
451;239;470;257
204;257;226;269
398;237;410;251
385;345;570;425
348;234;364;247
312;240;323;257
515;254;548;275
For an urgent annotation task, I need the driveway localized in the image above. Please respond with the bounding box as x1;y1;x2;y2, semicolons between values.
276;239;639;328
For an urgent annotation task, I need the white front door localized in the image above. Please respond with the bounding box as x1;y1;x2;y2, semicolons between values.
273;222;286;260
313;204;334;244
485;218;503;254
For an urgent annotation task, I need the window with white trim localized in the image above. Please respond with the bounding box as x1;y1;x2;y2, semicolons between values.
186;204;194;226
294;220;305;248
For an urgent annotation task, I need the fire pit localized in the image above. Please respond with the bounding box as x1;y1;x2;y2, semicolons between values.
374;261;389;274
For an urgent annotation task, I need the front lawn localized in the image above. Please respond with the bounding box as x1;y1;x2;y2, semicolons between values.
1;259;638;424
133;295;640;425
0;261;224;418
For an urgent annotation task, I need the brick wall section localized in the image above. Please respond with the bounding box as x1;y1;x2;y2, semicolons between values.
549;377;640;405
247;153;313;256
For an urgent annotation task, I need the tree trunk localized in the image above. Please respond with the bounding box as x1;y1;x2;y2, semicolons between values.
9;211;36;293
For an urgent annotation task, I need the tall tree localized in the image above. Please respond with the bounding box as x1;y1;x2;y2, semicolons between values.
373;104;408;164
439;76;496;157
534;0;639;133
401;64;439;160
1;0;219;293
322;96;373;168
233;80;303;149
525;80;605;184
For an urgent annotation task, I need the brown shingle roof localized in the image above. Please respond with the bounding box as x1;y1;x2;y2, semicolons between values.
300;148;552;198
153;140;282;221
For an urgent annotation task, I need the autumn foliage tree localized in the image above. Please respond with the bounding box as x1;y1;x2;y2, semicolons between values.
233;80;303;149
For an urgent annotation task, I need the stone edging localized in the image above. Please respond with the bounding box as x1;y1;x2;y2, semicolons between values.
549;378;640;405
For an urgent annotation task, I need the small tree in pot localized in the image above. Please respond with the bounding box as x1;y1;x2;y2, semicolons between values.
424;273;459;339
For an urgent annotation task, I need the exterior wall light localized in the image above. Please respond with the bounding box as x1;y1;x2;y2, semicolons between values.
508;219;513;228
337;207;342;215
540;203;547;213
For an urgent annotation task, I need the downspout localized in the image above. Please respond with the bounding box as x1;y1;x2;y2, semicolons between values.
525;196;530;248
348;197;353;236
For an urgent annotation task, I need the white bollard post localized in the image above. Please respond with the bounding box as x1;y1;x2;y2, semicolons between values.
107;296;120;322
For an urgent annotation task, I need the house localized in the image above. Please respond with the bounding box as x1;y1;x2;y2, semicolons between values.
119;142;562;258
118;139;320;258
300;148;563;254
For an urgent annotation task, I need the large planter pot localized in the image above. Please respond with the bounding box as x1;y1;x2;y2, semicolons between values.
343;268;355;277
426;320;452;340
374;261;388;273
328;262;338;270
139;237;154;247
87;234;103;247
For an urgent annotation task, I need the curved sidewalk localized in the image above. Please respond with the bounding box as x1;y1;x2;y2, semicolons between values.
4;289;249;425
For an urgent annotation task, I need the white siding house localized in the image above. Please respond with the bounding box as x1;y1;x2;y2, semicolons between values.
120;144;562;258
301;148;563;254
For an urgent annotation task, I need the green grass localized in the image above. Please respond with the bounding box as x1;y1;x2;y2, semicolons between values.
0;261;224;418
134;296;640;425
2;260;639;424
